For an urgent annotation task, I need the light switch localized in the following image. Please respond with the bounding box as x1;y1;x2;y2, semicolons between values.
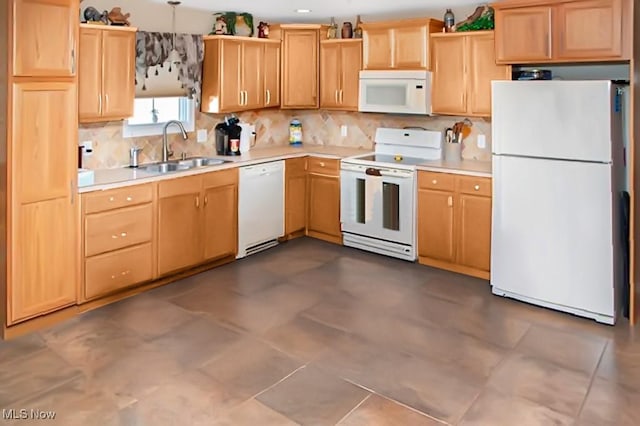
477;134;486;149
197;129;207;143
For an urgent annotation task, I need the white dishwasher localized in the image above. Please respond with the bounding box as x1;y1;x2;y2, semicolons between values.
237;160;285;258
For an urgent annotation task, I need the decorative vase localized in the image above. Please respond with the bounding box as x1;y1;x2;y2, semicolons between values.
353;15;363;38
341;22;353;39
444;9;455;32
327;17;338;39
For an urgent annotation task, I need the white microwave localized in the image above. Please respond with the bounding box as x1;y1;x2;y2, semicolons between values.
358;70;432;115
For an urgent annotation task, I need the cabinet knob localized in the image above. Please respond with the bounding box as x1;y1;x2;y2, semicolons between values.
319;162;325;167
126;196;132;201
432;179;437;184
474;185;480;191
109;196;115;202
120;232;127;237
121;270;131;276
111;235;118;239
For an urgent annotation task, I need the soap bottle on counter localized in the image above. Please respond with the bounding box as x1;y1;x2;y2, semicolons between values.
289;119;303;146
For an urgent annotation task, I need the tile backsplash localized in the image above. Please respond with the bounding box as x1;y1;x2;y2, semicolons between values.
78;109;492;169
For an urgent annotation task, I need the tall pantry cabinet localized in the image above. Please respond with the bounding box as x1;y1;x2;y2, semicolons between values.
2;0;79;334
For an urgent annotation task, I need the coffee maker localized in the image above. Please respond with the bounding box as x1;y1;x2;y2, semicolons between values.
215;115;242;156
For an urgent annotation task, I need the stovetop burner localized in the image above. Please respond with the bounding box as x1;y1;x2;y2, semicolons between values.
355;154;428;166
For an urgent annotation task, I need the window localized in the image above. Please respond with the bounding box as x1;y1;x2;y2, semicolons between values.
122;96;195;138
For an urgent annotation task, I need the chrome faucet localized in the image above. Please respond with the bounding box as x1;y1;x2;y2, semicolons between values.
162;120;188;162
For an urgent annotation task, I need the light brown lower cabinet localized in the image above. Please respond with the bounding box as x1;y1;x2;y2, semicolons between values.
81;183;156;302
306;157;342;244
284;157;307;238
158;168;238;276
417;171;491;279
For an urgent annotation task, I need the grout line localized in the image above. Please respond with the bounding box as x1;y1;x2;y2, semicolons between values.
251;363;308;400
335;393;371;425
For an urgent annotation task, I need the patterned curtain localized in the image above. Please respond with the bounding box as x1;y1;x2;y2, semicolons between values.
135;31;204;105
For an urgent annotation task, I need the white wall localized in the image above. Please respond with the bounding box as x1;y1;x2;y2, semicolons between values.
85;0;213;33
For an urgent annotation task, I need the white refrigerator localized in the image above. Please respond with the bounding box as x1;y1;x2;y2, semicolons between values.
491;80;626;325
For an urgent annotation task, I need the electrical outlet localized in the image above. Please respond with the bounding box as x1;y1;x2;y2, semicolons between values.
477;134;486;149
197;129;207;143
341;125;348;137
81;140;93;156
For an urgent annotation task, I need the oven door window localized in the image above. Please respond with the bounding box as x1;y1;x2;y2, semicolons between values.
355;178;366;224
382;182;400;231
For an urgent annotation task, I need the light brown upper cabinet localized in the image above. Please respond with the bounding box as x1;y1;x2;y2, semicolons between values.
13;0;78;77
201;36;281;113
431;31;511;117
494;0;631;63
361;18;444;70
273;25;324;109
320;40;362;111
78;24;136;123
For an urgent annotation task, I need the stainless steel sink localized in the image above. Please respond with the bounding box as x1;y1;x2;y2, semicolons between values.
138;157;231;174
139;162;190;173
177;157;229;168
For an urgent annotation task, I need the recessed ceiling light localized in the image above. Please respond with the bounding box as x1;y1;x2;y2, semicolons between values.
295;9;311;13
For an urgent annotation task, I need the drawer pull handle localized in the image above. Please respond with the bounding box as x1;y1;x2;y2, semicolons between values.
121;270;130;276
111;235;118;239
111;274;117;279
319;162;325;167
432;179;437;184
109;196;115;202
126;196;132;201
474;185;480;191
120;232;127;237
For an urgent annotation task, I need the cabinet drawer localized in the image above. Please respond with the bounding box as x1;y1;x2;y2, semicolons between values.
285;157;307;176
202;167;238;189
418;171;455;191
85;203;153;256
308;157;339;175
85;243;153;300
84;184;153;213
457;175;492;197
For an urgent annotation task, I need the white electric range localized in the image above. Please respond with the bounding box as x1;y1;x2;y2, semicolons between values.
340;127;443;261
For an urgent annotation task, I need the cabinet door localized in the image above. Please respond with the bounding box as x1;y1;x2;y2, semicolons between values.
281;29;319;108
363;28;392;69
203;184;237;261
495;6;553;63
13;82;76;204
285;158;307;235
555;0;623;59
10;198;77;323
457;194;491;272
158;177;203;276
242;41;263;110
431;36;466;115
220;39;243;112
320;42;342;109
263;42;281;107
417;189;455;263
78;28;103;122
394;25;428;69
13;0;78;76
307;173;341;239
339;41;362;110
467;33;511;117
101;29;135;120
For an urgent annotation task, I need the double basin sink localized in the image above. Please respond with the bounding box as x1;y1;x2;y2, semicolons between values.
139;157;232;174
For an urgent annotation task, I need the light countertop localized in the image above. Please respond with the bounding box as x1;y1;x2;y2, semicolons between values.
417;159;492;178
78;144;492;193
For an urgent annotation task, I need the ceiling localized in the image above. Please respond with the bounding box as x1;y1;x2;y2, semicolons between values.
151;0;480;21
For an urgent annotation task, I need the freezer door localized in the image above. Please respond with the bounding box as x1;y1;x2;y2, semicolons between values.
492;81;612;162
491;155;615;317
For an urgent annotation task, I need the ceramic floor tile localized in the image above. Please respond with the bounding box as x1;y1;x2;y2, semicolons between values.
516;324;607;375
257;365;370;425
212;399;300;426
578;376;640;426
199;338;302;398
149;316;243;368
487;352;591;417
596;342;640;391
0;348;82;406
0;332;46;362
338;394;444;426
261;315;346;362
459;389;574;426
100;294;197;339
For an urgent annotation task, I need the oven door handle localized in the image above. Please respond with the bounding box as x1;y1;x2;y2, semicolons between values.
365;167;382;176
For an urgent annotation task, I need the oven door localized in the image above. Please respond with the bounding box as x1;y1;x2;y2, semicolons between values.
340;163;415;245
